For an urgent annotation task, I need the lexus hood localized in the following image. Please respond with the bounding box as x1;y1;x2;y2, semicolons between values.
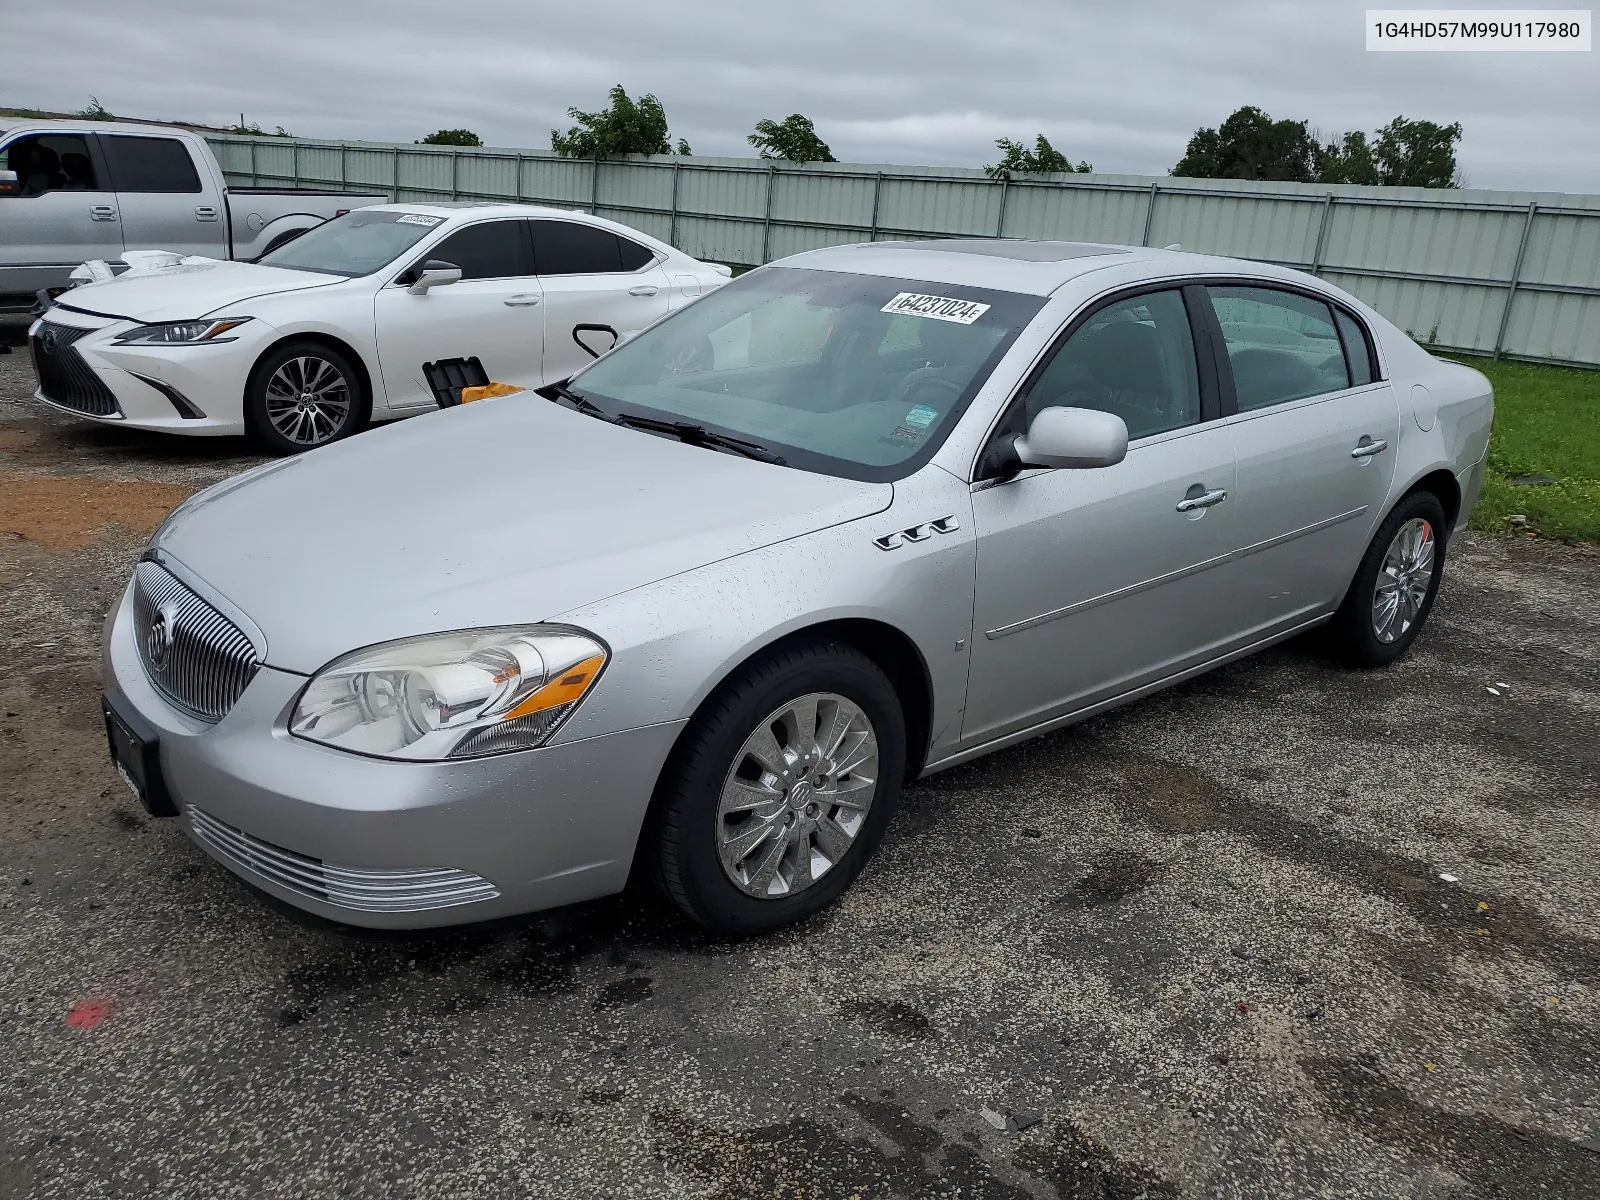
56;258;340;324
152;398;893;673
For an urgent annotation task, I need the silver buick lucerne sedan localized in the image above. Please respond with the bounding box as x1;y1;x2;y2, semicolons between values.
102;239;1493;935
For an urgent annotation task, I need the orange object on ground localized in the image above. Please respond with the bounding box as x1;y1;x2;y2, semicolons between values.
459;382;526;404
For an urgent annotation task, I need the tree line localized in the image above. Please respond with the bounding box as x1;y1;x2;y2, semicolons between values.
416;89;1461;189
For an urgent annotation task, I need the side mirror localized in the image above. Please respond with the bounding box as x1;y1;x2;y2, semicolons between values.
0;169;18;197
407;259;462;295
1013;406;1129;470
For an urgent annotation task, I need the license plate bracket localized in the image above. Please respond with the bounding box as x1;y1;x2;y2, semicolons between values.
102;693;179;818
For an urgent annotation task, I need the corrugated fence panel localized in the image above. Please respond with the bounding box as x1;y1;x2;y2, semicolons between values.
202;133;1600;368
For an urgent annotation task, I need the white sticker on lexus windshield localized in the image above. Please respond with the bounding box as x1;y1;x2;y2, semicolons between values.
881;292;991;324
395;213;444;226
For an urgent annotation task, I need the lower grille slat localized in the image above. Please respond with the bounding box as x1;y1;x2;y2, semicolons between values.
30;322;120;416
187;805;499;913
133;562;259;723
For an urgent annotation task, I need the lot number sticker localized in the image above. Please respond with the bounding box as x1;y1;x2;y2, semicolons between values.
881;292;990;324
396;213;444;226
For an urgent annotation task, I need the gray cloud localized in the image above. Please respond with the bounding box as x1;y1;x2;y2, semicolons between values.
5;0;1596;192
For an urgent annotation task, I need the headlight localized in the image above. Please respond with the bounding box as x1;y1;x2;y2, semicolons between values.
290;626;608;761
115;317;253;345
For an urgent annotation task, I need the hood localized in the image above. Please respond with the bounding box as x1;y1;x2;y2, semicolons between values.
155;398;892;673
60;259;341;323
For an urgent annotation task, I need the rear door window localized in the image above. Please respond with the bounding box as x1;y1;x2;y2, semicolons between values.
617;235;656;271
422;220;533;280
100;136;202;193
530;219;625;274
1334;309;1376;386
1208;286;1351;410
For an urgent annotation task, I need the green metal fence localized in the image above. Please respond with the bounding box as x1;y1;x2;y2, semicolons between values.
208;133;1600;370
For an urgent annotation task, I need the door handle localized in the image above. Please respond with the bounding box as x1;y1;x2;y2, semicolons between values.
90;205;118;222
1176;488;1228;513
503;294;541;307
1350;437;1388;459
194;206;219;221
628;285;659;297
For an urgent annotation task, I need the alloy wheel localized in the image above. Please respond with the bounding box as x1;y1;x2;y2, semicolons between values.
1371;517;1435;643
264;356;352;446
716;692;879;898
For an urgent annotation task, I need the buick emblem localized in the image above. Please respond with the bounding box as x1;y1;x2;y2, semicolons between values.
147;602;178;672
39;327;57;355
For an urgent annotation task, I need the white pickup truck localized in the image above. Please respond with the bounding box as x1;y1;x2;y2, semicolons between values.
0;120;387;314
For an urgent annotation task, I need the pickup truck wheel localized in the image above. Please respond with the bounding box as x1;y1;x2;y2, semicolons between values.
653;640;906;937
245;341;365;454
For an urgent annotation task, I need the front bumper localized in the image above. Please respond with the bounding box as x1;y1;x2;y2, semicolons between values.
103;580;685;928
29;310;278;436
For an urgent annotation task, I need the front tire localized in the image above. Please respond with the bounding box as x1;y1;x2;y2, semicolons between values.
653;640;906;936
244;341;365;454
1331;490;1448;667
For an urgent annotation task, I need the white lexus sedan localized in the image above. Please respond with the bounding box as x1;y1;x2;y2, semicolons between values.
26;204;731;452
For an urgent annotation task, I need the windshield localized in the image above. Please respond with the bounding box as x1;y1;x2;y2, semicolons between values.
568;266;1045;481
258;209;446;277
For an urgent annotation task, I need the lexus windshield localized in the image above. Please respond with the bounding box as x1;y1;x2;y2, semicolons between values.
567;266;1045;482
257;209;445;277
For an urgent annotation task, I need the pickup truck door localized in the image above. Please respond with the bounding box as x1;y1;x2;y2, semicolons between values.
0;131;123;303
529;218;671;380
372;218;546;413
97;133;228;260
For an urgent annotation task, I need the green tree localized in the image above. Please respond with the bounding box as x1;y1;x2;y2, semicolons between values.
1369;116;1463;187
74;95;115;122
1315;130;1379;185
417;128;483;147
984;134;1091;179
1171;106;1317;181
748;114;835;163
551;86;691;157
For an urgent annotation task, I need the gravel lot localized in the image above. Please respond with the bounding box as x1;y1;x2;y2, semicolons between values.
2;328;1597;1200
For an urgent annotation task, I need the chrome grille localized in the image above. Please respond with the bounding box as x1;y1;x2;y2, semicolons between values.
133;561;259;722
30;321;121;416
187;806;500;913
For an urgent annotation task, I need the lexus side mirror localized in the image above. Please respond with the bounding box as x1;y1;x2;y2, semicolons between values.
0;170;18;197
1013;406;1129;470
407;260;462;295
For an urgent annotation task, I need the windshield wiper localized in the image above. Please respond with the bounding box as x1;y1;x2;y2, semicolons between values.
608;414;787;465
539;380;615;422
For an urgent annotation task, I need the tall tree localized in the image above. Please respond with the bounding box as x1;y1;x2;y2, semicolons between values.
748;114;835;163
551;86;691;157
417;129;483;147
1171;106;1318;182
1315;130;1379;185
984;134;1091;179
1370;116;1463;187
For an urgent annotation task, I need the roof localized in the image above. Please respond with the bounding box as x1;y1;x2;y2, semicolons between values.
782;239;1175;296
0;117;215;138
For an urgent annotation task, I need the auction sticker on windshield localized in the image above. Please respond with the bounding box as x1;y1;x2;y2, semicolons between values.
881;292;991;324
396;214;444;226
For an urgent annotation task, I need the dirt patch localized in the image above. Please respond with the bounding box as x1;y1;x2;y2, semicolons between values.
0;428;40;453
1054;848;1165;908
0;469;191;550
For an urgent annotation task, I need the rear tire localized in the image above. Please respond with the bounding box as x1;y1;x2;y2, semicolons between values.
1330;491;1448;667
244;340;366;455
653;640;906;936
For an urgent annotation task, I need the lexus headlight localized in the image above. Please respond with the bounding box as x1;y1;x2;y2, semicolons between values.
290;626;608;761
115;317;252;345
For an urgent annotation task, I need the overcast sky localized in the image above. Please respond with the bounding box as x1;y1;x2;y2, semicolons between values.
4;0;1596;193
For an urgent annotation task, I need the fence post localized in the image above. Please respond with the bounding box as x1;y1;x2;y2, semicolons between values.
514;152;524;202
1494;201;1538;360
761;165;777;263
451;151;460;200
339;143;348;186
590;157;601;213
1140;181;1159;246
995;176;1010;238
249;138;257;186
869;172;883;242
669;161;682;247
390;149;399;202
291;142;299;188
1310;193;1335;274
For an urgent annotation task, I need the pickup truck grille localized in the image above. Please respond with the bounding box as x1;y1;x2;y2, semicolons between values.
30;322;121;416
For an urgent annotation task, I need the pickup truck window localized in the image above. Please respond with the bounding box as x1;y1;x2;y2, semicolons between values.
100;136;202;193
259;209;445;277
2;134;102;195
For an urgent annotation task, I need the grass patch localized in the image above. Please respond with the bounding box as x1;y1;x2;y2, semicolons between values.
1455;358;1600;543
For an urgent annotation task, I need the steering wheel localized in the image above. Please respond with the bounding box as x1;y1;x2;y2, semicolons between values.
887;368;964;413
